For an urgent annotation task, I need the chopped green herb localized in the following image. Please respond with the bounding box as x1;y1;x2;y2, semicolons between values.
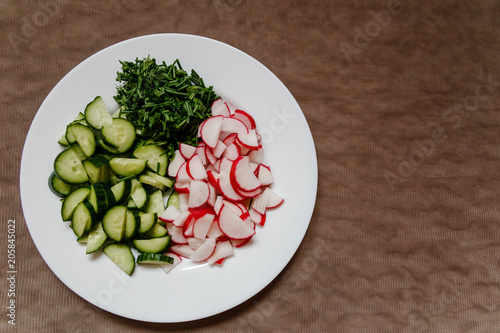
113;56;219;161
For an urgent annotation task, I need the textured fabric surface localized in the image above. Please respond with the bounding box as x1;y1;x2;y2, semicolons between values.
2;0;500;332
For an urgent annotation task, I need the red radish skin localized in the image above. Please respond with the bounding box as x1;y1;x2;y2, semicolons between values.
168;223;189;244
168;150;186;177
231;109;256;130
179;143;197;160
186;154;208;180
221;117;249;134
200;115;224;148
217;204;256;240
230;156;262;192
159;205;181;222
211;98;231;117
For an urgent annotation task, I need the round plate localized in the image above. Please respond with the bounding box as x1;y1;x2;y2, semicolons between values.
20;34;317;323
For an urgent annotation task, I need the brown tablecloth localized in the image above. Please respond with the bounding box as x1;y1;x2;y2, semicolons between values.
3;0;500;332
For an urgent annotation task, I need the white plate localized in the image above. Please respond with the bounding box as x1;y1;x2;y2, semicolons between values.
20;34;317;323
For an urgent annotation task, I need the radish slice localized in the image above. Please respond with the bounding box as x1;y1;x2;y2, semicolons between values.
261;187;285;208
218;170;245;202
218;204;256;239
176;162;193;182
205;144;218;166
231;109;256;130
170;244;195;258
179;143;197;160
249;207;266;226
186;154;208;180
212;140;227;158
160;252;182;273
236;130;261;150
251;193;269;215
178;193;189;211
174;181;190;194
206;218;224;239
207;240;234;264
222;143;241;160
192;213;215;239
159;205;181;222
188;180;210;208
230;236;252;248
168;223;189;244
182;214;196;238
222;132;238;147
213;196;224;215
247;149;264;164
211;98;231;117
256;164;274;186
168;150;185;177
187;237;206;250
190;238;216;262
230;156;262;192
172;210;191;228
221;117;249;134
200;115;224;148
207;182;217;207
195;143;207;165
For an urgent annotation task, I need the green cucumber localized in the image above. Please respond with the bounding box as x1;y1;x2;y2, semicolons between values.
54;148;89;184
84;96;113;130
138;212;158;234
83;155;110;183
48;172;73;197
137;253;174;265
86;222;107;254
61;187;91;221
111;178;132;204
102;205;127;242
66;123;96;157
103;243;135;276
101;118;136;153
71;201;97;238
109;157;146;177
133;235;171;254
133;144;168;176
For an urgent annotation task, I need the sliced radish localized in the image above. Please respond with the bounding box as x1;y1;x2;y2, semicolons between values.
190;238;216;262
159;205;181;222
200;115;224;148
206;169;220;190
179;143;197;160
182;214;196;238
176;161;193;182
231;109;256;130
212;140;227;159
222;143;241;160
168;223;189;244
167;150;185;177
174;181;190;194
230;156;262;192
218;170;245;202
249;207;266;226
261;187;285;209
178;193;189;211
192;213;215;239
207;182;217;207
211;98;231;117
206;218;224;239
186;154;208;180
247;149;264;164
221;117;249;134
213;196;224;215
207;240;234;264
236;129;261;150
222;132;238;147
230;237;252;248
172;210;191;228
187;237;206;250
205;144;218;166
160;252;182;273
188;180;210;209
256;164;274;186
251;193;269;215
218;157;234;174
170;244;195;258
218;204;256;239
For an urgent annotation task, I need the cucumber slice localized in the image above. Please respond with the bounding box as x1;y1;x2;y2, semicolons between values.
144;189;165;216
133;235;171;254
101;118;136;153
166;190;180;209
103;243;135;276
48;172;73;197
58;113;86;146
86;222;107;254
83;155;110;183
130;179;149;210
144;223;168;238
68;144;87;161
109;157;147;177
138;212;158;234
61;187;91;221
123;209;140;241
54;148;89;184
71;201;97;238
84;96;113;130
88;183;110;217
102;206;127;242
137;253;174;265
139;171;173;190
111;178;132;204
133;144;168;176
67;123;96;157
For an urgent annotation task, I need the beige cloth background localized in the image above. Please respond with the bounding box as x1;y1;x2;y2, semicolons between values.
2;0;500;332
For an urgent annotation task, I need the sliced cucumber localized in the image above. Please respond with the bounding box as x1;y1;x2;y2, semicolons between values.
138;212;158;234
133;144;168;176
144;189;165;216
133;235;171;254
144;223;168;238
86;222;107;254
102;205;127;242
68;144;87;161
67;123;96;157
111;178;132;204
101;118;136;153
137;253;174;265
166;190;180;209
61;187;91;221
83;155;110;183
130;178;149;210
109;157;146;177
48;172;73;197
88;183;111;217
139;171;173;190
123;209;140;241
84;96;113;130
103;243;135;276
58;113;86;146
54;148;89;184
71;201;97;238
